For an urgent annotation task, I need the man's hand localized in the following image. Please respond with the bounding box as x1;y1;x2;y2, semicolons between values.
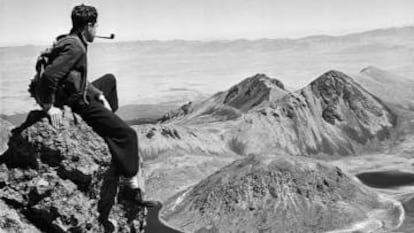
98;94;112;111
44;105;63;128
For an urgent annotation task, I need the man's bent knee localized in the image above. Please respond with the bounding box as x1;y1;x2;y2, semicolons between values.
103;73;116;85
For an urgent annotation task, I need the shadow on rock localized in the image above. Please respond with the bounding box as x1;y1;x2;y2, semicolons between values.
0;111;46;168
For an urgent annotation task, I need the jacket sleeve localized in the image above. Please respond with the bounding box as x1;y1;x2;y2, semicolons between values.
41;39;83;105
86;81;103;99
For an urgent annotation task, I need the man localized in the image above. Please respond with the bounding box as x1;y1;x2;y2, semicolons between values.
38;4;157;229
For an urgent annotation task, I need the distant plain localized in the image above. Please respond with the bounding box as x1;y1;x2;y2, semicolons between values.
1;26;413;117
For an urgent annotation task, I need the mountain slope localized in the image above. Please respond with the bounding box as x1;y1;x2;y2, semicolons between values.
353;66;414;110
160;154;403;233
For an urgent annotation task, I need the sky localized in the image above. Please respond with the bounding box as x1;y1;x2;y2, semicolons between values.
0;0;413;46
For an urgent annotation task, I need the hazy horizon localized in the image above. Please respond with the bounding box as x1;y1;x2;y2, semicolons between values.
1;0;414;46
1;25;413;48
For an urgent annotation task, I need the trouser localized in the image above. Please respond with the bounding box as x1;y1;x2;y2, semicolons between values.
70;73;140;219
71;73;138;177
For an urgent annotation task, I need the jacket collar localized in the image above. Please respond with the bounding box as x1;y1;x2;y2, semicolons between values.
77;33;88;49
68;31;88;49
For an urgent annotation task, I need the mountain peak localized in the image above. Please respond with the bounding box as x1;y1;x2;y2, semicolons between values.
223;73;287;112
247;73;285;90
301;69;396;131
312;70;353;84
308;70;358;105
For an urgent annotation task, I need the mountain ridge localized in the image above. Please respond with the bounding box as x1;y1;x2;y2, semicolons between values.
137;69;399;205
139;69;397;161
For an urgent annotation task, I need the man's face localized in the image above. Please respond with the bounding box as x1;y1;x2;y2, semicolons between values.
84;22;97;42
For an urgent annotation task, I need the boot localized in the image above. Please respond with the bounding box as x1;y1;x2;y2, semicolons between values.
128;187;160;207
125;169;160;207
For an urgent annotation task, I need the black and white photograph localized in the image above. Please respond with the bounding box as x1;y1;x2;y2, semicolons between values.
1;0;414;232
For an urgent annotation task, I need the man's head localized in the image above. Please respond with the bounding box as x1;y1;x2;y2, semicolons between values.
71;4;98;43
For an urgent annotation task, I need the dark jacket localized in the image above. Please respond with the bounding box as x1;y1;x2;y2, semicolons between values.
39;33;102;107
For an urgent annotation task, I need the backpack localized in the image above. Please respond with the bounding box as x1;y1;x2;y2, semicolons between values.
28;35;64;107
28;34;80;108
28;51;49;107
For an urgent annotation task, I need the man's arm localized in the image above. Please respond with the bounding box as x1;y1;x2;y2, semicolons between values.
86;82;111;111
87;81;103;98
41;38;83;107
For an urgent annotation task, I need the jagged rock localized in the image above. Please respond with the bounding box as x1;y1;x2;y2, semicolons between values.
161;154;404;233
0;111;146;233
160;101;194;123
0;199;41;233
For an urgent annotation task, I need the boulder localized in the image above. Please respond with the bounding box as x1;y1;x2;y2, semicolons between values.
0;111;146;233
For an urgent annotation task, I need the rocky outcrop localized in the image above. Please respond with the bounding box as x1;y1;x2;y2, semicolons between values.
160;101;194;123
161;154;404;233
0;111;146;233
